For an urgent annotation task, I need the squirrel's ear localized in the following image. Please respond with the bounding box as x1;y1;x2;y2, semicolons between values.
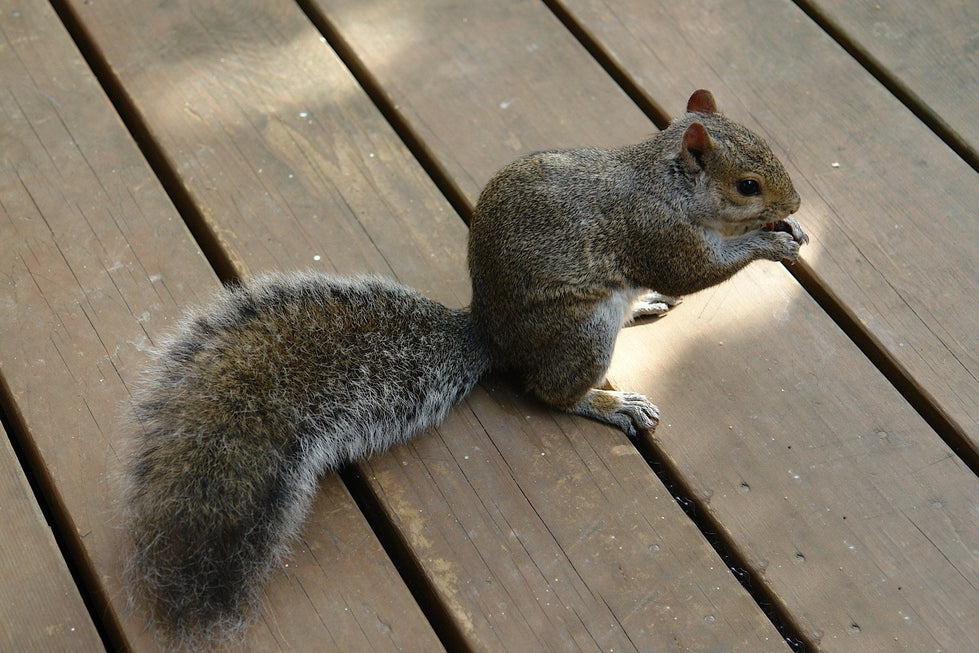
686;89;717;115
681;122;713;173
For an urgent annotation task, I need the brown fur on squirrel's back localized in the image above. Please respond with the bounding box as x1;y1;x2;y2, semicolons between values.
121;272;488;648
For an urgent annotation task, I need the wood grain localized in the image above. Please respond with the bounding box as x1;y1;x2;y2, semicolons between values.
359;379;787;651
60;0;787;648
0;423;102;651
552;0;979;450
311;0;979;649
304;0;654;200
1;0;441;649
610;263;979;651
800;0;978;167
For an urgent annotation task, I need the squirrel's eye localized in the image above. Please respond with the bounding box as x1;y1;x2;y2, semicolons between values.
736;179;761;196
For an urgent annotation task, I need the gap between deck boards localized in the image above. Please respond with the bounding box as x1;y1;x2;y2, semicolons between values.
790;0;978;173
43;1;810;648
0;384;117;650
540;0;979;477
47;0;238;286
37;0;975;650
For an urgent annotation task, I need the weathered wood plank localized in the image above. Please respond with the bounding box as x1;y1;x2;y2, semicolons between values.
799;0;979;167
61;0;788;648
0;423;102;651
310;0;979;650
610;264;979;651
552;0;979;450
358;379;790;651
543;2;979;648
0;0;441;649
309;0;652;201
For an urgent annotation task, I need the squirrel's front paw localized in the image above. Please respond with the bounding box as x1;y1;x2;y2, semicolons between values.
767;216;808;248
762;217;808;263
762;230;801;263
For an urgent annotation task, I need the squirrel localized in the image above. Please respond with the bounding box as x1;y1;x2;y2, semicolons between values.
468;88;805;435
121;89;807;648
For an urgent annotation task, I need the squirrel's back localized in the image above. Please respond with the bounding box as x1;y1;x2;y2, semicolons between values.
122;272;487;648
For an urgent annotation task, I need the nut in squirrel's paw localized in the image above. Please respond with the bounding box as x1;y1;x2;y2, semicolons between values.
763;216;809;245
763;216;808;262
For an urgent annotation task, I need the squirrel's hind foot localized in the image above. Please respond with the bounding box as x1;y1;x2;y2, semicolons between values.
631;292;682;320
567;388;659;437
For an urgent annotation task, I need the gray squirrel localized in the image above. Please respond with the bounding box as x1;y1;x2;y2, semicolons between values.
122;89;807;648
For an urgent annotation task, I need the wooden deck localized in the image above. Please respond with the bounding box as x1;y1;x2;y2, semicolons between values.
1;0;976;651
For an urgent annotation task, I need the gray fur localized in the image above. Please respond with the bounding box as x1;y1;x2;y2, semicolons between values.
122;273;488;648
122;90;806;648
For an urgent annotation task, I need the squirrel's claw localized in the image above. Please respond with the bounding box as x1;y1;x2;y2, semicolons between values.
568;389;659;437
765;217;809;246
782;216;809;246
618;392;660;435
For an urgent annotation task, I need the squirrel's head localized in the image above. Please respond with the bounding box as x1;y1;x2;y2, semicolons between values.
678;90;801;235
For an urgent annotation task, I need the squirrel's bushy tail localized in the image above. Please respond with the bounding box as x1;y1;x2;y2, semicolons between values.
121;273;488;648
122;422;306;647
